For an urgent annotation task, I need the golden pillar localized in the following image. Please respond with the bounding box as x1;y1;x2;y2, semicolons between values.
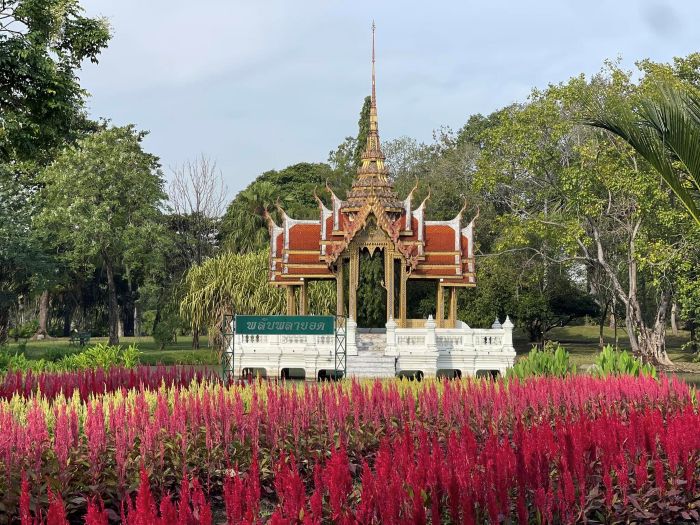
399;263;407;328
286;286;297;315
336;259;345;317
349;249;359;321
436;282;445;328
300;281;308;316
448;286;457;328
384;251;395;321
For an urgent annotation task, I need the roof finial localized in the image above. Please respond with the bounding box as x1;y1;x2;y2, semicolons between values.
371;20;376;108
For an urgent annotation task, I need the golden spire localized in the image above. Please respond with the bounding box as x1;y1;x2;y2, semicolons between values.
343;21;403;212
371;20;376;111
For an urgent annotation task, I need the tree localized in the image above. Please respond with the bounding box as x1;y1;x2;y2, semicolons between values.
476;64;692;365
0;170;49;343
0;0;110;163
37;126;166;345
179;250;334;353
168;155;228;348
0;0;110;341
353;96;372;168
168;155;227;264
220;163;337;253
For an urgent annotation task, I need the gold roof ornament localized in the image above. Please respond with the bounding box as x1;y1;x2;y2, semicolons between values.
343;22;404;213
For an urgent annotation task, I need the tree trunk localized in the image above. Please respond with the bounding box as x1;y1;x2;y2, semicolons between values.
134;303;141;338
671;302;679;336
689;320;698;355
624;290;672;366
31;290;51;340
121;285;136;337
598;301;608;349
192;327;200;350
591;222;671;366
63;306;72;337
0;306;9;345
103;256;120;345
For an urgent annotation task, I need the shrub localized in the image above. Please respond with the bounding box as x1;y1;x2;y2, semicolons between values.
592;344;657;378
0;344;139;373
507;341;576;379
8;320;38;341
43;347;81;362
57;343;140;370
153;313;179;350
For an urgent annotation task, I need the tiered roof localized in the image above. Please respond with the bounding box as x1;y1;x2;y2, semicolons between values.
267;24;476;287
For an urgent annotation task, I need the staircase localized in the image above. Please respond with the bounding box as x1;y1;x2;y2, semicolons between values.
347;331;396;378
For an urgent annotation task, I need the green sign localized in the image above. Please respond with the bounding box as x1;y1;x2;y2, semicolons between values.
236;315;335;335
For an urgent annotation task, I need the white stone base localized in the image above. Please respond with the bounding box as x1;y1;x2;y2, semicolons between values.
229;316;516;380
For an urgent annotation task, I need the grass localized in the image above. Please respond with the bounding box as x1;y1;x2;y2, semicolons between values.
513;325;694;366
3;325;698;381
3;335;220;366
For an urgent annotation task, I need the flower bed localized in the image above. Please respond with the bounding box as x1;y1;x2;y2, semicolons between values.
3;376;700;523
0;365;218;401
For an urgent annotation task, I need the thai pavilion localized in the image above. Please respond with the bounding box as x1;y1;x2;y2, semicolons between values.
231;26;515;380
267;27;475;329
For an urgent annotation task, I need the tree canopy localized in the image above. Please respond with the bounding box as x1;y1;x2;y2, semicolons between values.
37;126;167;344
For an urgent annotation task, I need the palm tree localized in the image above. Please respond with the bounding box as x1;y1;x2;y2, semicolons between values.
179;250;335;356
586;84;700;226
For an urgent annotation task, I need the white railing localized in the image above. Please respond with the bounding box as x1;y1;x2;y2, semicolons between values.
230;315;517;379
397;334;426;346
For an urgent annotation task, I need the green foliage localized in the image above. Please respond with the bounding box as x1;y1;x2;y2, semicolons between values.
592;345;657;378
180;250;335;339
43;346;80;362
587;82;700;226
357;248;386;328
220;163;339;253
354;96;372;167
0;0;111;164
507;341;576;379
58;343;139;370
8;320;38;341
0;343;139;372
152;311;180;350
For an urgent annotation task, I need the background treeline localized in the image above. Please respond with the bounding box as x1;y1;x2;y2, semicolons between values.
1;0;698;364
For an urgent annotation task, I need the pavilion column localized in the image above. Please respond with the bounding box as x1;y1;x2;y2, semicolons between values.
299;281;308;316
448;286;457;328
385;251;395;322
336;259;345;317
286;286;297;315
399;263;407;328
349;249;359;322
436;282;445;328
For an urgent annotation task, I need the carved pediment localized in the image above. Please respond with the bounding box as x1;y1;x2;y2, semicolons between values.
350;216;392;255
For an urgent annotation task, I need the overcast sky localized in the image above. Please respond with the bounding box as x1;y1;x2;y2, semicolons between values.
79;0;699;197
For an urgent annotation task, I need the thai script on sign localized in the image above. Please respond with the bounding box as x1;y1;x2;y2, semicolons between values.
236;315;335;335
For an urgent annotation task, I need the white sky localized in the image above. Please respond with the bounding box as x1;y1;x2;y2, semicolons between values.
78;0;699;197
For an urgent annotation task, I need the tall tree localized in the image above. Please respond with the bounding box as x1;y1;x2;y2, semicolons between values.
168;155;228;265
0;0;110;163
0;0;110;341
168;155;227;348
476;65;692;364
220;163;336;253
353;96;372;168
37;126;166;345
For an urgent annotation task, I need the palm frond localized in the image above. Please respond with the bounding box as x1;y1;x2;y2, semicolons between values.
584;82;700;226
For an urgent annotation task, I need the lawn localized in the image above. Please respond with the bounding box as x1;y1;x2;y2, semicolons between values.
3;324;697;371
4;335;220;366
